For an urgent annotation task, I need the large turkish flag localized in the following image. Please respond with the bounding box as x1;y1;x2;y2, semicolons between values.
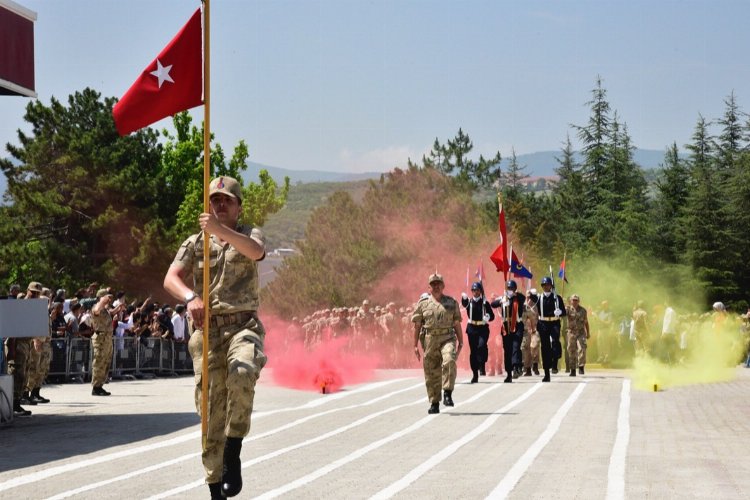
113;8;203;136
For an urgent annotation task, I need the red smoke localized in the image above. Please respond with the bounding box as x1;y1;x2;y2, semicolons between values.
262;315;380;393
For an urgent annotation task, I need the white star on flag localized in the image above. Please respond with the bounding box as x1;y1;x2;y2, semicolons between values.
150;59;174;88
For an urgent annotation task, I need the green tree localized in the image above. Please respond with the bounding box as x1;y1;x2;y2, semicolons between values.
683;116;739;302
411;128;502;189
652;143;689;263
160;112;290;241
0;88;165;292
553;134;585;250
502;147;529;201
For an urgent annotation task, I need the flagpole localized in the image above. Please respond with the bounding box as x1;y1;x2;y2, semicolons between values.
201;0;211;451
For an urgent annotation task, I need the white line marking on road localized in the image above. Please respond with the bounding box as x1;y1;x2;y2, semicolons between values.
2;377;409;494
606;378;631;500
44;379;420;500
486;381;588;499
371;382;543;499
147;397;430;499
251;382;505;500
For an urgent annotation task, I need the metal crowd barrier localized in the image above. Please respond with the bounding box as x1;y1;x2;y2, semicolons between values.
34;337;193;383
113;336;138;377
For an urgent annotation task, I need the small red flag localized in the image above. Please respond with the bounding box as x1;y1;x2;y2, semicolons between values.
113;8;203;136
490;244;509;273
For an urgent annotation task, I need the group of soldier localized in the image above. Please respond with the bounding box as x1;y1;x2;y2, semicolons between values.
285;300;420;367
1;281;129;417
410;272;590;413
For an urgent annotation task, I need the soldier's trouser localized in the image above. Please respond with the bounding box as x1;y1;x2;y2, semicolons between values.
189;315;267;483
24;342;41;392
567;331;587;370
28;341;52;389
422;332;456;403
502;323;523;375
522;330;540;369
538;320;561;371
466;326;489;374
91;331;113;387
7;338;31;400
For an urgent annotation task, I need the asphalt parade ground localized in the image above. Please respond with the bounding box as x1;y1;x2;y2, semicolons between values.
1;368;749;499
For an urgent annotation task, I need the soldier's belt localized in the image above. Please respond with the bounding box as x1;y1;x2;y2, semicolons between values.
468;320;487;326
539;317;561;321
210;311;257;329
425;328;454;335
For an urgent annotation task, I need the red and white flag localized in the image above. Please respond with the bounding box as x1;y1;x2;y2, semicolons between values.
489;193;509;280
113;8;203;136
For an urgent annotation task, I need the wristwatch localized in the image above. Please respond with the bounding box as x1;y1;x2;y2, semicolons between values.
184;291;198;303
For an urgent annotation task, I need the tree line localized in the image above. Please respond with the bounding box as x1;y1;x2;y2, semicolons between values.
2;79;748;311
0;88;289;296
266;77;750;314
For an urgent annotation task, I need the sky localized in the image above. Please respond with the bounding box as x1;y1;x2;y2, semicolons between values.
2;0;750;173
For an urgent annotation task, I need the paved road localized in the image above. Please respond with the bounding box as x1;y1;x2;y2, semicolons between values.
1;368;748;499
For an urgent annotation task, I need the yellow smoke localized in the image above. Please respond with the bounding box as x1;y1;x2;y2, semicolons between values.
557;258;747;390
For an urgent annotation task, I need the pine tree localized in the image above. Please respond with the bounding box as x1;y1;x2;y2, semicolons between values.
683;116;739;302
653;142;689;263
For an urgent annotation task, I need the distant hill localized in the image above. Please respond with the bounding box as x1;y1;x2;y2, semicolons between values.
498;148;670;177
0;148;673;201
242;161;384;185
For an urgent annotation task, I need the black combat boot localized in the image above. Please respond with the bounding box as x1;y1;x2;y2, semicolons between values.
512;368;520;379
31;388;50;404
442;390;454;407
13;400;31;417
503;374;512;383
428;402;440;414
569;368;576;377
479;365;486;376
523;368;532;376
551;367;558;374
470;372;478;384
532;363;540;375
542;369;551;382
221;437;243;497
579;366;585;375
92;386;111;396
20;391;37;406
208;482;224;499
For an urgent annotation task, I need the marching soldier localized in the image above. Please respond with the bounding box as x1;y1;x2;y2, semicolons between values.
164;175;267;498
522;289;541;376
491;280;524;382
537;276;566;382
461;282;494;383
566;294;590;376
412;273;463;414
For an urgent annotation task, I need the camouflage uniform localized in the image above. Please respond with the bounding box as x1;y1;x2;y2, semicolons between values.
412;291;461;404
26;338;51;392
566;301;588;371
175;225;267;484
522;303;540;374
7;338;32;402
90;299;113;388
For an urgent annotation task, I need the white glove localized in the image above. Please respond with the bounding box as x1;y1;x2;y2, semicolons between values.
461;292;468;300
483;313;490;322
554;308;562;317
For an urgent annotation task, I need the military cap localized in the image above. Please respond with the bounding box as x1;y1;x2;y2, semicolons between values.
471;282;483;291
27;281;43;293
428;273;444;285
570;294;580;301
209;176;242;202
96;289;113;299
